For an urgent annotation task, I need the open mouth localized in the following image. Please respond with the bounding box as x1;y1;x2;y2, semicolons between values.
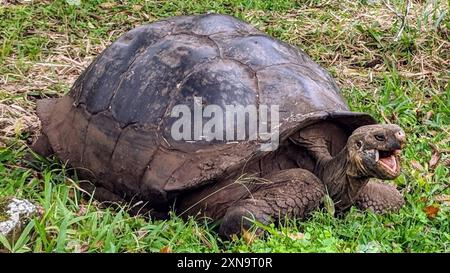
375;149;401;175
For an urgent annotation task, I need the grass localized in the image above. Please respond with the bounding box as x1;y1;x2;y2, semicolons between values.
0;0;449;253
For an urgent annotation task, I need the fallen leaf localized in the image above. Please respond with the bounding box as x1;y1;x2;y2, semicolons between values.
390;112;398;122
425;110;433;121
410;160;424;171
79;243;89;253
242;229;258;245
443;158;450;167
429;153;441;169
433;194;450;202
287;232;305;240
424;205;440;219
76;205;87;216
428;144;441;169
99;2;117;9
160;246;172;253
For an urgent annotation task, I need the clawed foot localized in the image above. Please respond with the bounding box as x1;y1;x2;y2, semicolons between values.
219;169;325;239
355;181;404;213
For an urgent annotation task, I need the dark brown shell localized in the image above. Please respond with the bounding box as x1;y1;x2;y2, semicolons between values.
37;14;375;205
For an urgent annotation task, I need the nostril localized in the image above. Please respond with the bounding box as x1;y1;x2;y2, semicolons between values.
395;130;406;143
374;134;386;141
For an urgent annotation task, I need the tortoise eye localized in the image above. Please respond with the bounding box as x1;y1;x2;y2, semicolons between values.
374;134;386;141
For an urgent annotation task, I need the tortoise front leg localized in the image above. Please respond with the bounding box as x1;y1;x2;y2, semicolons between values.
354;180;404;213
219;168;325;239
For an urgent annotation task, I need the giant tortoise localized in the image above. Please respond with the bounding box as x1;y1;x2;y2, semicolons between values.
32;14;406;238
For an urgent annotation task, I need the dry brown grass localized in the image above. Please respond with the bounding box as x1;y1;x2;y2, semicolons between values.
0;34;105;141
244;1;449;91
0;0;448;143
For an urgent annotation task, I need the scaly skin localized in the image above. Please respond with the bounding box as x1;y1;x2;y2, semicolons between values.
354;181;405;213
217;124;406;239
33;119;407;239
218;169;325;237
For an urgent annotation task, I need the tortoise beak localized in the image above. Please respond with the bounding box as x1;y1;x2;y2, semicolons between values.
375;149;401;178
394;129;406;148
374;128;405;179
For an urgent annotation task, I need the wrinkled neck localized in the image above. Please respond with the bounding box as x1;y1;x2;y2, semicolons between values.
315;146;369;211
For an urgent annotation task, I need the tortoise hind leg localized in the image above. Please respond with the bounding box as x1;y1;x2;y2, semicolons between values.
219;168;325;239
31;133;54;157
354;181;404;213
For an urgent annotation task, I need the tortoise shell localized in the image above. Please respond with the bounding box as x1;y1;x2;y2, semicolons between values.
37;14;375;205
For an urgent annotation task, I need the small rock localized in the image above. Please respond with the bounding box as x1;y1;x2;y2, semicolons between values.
0;197;37;241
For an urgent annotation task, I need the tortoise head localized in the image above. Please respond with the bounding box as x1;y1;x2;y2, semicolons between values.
346;124;406;180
